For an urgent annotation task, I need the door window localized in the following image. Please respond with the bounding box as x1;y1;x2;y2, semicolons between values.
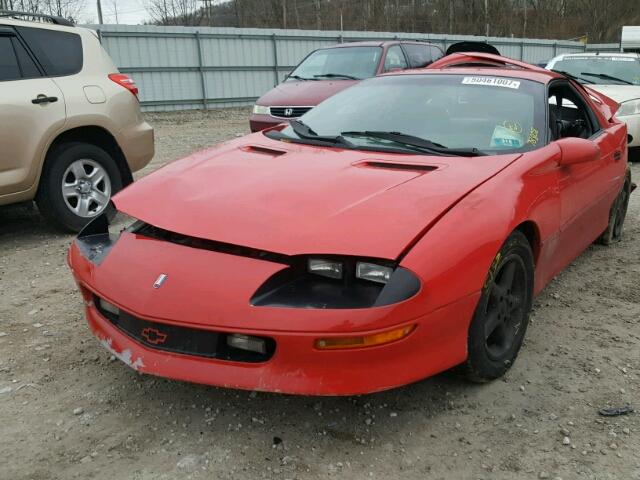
384;45;408;71
0;36;21;81
548;82;600;141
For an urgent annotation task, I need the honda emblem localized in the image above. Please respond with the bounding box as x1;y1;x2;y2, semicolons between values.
284;108;294;117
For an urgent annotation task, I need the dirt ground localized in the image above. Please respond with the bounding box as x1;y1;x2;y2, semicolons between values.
1;108;639;480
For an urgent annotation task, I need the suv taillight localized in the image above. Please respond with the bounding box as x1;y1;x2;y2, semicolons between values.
109;73;139;99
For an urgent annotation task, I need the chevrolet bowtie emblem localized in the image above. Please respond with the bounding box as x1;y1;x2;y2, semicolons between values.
141;327;168;345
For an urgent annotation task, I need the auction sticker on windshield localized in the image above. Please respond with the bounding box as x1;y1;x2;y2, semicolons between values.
462;77;521;89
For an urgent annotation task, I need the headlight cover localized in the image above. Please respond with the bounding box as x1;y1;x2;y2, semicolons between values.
251;256;421;309
252;104;270;115
617;98;640;117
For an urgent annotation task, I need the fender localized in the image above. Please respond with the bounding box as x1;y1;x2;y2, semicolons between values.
400;143;563;315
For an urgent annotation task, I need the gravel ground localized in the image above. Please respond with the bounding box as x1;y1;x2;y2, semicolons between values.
1;108;639;480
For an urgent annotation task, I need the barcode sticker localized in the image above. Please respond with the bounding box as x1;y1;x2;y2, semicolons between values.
462;77;521;89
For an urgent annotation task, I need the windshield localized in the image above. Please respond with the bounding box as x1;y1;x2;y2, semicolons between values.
288;46;382;81
550;56;640;85
274;74;546;155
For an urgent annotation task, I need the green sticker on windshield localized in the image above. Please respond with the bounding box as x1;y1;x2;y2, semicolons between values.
491;125;523;148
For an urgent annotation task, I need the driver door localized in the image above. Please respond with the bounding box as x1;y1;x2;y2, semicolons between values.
550;81;618;264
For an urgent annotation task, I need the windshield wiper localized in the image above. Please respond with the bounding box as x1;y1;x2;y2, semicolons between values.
314;73;360;80
288;74;318;81
580;72;633;85
551;69;596;84
289;119;354;147
340;131;486;157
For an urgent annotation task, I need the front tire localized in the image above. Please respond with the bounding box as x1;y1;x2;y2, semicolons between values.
465;231;534;382
36;142;123;232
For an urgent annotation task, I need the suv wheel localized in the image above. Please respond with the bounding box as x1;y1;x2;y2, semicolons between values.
36;142;123;232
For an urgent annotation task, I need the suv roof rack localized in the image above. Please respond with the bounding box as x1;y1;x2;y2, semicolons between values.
0;10;75;27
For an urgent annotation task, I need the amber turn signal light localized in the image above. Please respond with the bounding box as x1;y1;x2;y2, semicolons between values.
315;324;415;350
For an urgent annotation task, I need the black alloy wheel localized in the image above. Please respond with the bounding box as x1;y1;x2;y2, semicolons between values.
465;231;534;382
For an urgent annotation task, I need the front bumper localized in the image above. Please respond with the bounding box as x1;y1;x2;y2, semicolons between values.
80;289;477;395
249;114;286;132
68;236;478;395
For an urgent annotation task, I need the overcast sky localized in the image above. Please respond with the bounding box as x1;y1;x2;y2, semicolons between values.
84;0;151;25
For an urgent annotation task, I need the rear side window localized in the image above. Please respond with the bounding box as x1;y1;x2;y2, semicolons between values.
403;44;443;68
384;45;408;71
16;26;83;76
0;36;21;81
12;37;41;78
429;46;444;63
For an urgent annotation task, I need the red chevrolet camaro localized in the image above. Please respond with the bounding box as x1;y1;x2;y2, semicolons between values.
68;53;632;395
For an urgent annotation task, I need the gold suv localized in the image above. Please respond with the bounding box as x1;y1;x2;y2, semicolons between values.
0;12;154;231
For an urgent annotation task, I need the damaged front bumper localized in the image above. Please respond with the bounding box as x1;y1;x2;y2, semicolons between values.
67;213;477;395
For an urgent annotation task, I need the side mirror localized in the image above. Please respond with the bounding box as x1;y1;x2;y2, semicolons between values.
556;137;601;166
628;134;634;144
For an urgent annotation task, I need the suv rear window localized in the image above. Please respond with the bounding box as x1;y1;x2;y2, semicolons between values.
16;26;83;76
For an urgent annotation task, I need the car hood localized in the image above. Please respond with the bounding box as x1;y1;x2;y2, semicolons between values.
114;135;521;260
256;79;358;106
587;84;640;103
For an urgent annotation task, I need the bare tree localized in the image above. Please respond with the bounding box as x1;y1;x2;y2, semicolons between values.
146;0;201;25
140;0;640;43
1;0;85;19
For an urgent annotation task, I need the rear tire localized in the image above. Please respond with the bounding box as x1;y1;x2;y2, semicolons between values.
36;142;123;232
599;170;632;245
465;231;534;383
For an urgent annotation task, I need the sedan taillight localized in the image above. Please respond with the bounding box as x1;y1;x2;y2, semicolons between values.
109;73;139;99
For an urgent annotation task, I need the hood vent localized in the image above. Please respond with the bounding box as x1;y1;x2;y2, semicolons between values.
241;145;287;157
359;161;438;172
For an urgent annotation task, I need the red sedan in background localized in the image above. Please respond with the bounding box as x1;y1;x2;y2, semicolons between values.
249;40;444;132
69;53;632;395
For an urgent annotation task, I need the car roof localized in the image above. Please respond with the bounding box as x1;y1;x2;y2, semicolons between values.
413;52;565;84
387;66;561;84
325;40;437;49
552;52;640;59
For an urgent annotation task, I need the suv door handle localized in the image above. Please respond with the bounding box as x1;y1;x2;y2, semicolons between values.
32;95;58;105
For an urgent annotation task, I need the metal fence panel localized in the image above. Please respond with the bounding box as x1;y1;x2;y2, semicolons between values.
88;24;588;112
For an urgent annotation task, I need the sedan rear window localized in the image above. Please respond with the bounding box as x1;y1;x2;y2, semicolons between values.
16;26;83;76
289;46;382;81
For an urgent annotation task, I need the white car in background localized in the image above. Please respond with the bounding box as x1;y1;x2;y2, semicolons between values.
546;52;640;153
